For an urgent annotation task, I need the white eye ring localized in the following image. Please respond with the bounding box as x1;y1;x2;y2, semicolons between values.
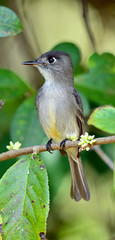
48;56;56;64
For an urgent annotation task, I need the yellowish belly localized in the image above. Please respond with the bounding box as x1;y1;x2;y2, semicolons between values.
47;115;62;141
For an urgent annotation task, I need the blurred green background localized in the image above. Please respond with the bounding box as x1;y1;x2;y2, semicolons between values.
0;0;115;239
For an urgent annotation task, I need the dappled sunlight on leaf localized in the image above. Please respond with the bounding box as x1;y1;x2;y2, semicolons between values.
0;7;22;37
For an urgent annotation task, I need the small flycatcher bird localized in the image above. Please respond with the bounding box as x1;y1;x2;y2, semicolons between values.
23;51;90;201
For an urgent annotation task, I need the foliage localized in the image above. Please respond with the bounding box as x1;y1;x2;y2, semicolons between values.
88;106;115;134
0;6;22;37
0;154;49;240
75;53;115;105
0;5;115;240
0;69;33;102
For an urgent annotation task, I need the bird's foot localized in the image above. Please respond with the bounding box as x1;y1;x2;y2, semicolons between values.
60;138;68;149
46;138;53;153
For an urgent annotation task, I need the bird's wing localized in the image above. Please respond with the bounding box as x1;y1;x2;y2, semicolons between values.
73;88;85;137
59;88;85;157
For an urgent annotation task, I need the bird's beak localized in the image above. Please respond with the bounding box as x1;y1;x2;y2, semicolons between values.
22;60;43;66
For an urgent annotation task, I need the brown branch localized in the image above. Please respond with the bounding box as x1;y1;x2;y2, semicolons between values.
0;136;115;163
93;145;114;171
81;0;96;51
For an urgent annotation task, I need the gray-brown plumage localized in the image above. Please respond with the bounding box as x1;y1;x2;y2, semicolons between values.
23;51;90;201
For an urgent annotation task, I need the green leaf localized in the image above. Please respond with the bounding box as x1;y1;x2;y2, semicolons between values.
0;6;22;37
75;53;115;105
52;42;81;70
11;96;45;147
0;69;32;102
88;106;115;134
40;149;69;201
0;154;49;239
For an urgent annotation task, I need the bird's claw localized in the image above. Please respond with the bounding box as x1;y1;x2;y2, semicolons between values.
46;138;53;153
60;138;68;149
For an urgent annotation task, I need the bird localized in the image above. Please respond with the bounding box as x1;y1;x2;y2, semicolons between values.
23;51;90;201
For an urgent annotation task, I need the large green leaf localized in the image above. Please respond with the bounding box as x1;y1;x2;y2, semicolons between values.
52;42;81;70
0;69;33;102
88;106;115;134
0;6;22;37
75;53;115;105
0;154;49;239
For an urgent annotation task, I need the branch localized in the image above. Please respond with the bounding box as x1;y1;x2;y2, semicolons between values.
0;136;115;162
81;0;96;51
93;145;114;171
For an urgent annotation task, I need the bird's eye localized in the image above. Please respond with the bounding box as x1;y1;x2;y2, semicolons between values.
48;56;56;64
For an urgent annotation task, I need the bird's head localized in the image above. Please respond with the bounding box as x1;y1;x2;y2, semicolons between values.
22;51;74;86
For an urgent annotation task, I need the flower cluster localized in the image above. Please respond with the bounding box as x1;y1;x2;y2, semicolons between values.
78;132;96;151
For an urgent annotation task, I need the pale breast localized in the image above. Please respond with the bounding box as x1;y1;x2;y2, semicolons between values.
36;84;80;141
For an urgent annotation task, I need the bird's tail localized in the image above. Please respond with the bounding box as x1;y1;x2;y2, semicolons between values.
68;153;90;201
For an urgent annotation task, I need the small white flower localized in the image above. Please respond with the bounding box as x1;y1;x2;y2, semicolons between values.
6;141;21;150
86;147;90;151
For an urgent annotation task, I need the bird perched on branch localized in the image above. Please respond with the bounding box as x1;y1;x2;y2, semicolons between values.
23;51;90;201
